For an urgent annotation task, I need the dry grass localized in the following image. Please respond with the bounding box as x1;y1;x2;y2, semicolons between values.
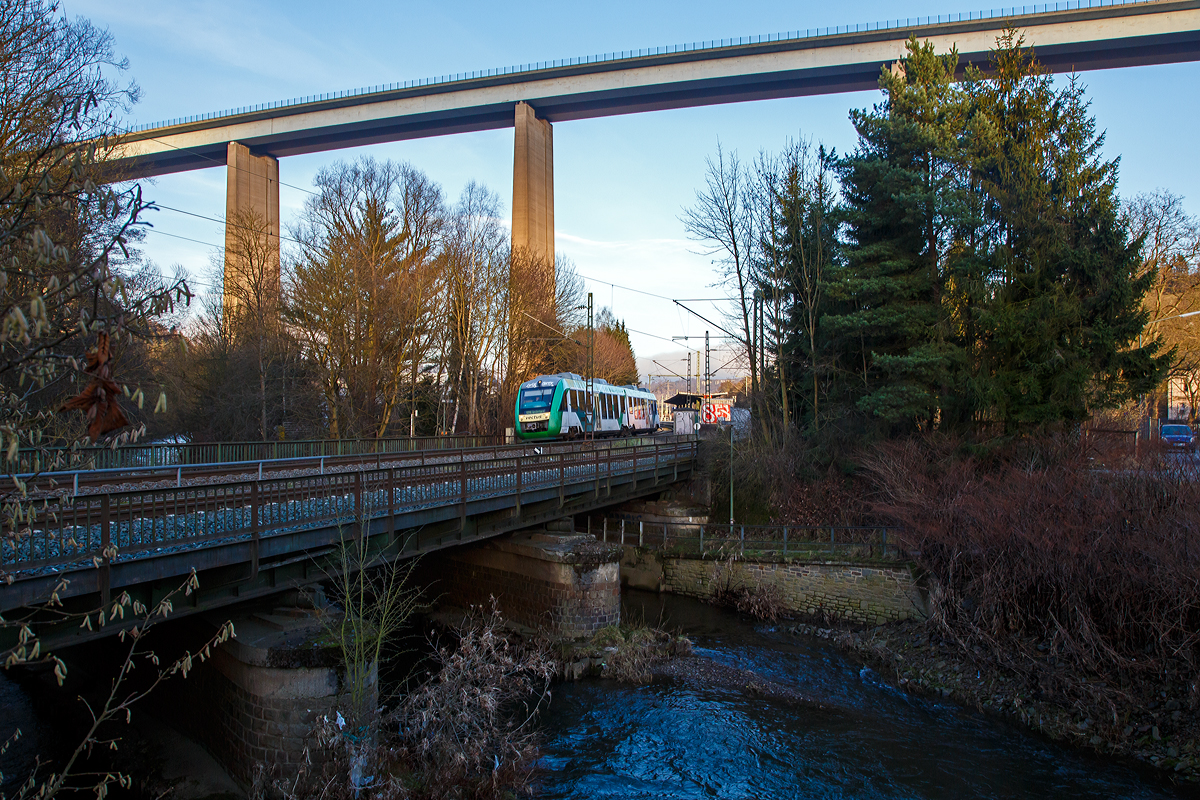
709;555;789;622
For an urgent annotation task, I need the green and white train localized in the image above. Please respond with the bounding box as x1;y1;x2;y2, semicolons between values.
515;373;660;441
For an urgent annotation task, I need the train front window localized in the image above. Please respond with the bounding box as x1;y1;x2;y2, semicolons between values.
520;387;553;412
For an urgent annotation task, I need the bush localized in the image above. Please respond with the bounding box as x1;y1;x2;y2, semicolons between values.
709;555;788;622
706;428;870;526
861;435;1200;702
388;599;554;799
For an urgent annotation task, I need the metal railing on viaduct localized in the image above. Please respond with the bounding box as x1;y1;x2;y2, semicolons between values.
0;436;698;645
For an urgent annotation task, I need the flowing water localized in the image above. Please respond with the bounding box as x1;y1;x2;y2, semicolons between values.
2;590;1191;798
536;591;1188;799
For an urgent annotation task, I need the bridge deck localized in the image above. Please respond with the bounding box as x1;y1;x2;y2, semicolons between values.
0;438;699;623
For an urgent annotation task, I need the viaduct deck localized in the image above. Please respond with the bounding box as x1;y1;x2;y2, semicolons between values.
0;437;698;647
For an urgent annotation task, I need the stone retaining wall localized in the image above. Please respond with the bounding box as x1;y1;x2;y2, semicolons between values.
622;547;927;625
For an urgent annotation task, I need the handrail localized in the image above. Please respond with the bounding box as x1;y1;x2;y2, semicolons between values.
11;435;506;473
14;434;694;488
1;438;700;577
594;517;905;560
128;0;1165;134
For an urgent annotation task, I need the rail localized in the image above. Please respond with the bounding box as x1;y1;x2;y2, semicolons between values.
2;439;699;579
592;518;905;560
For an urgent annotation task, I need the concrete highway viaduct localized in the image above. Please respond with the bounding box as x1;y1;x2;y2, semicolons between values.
110;0;1200;301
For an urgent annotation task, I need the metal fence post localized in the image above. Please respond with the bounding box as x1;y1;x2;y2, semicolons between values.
620;518;625;545
387;467;396;542
740;524;745;554
602;517;607;542
639;520;644;547
515;456;523;518
250;481;261;580
783;526;788;555
99;494;111;608
353;471;363;540
459;452;468;534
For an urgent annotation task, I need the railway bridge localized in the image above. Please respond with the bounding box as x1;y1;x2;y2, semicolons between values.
0;435;699;649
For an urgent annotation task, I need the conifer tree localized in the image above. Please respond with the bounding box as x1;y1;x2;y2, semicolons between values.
964;33;1166;426
825;38;969;432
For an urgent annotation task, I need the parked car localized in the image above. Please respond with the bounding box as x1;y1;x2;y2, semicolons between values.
1160;424;1197;450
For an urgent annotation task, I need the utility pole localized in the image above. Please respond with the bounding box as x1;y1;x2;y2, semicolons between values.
705;331;711;396
586;292;594;440
729;422;735;529
686;352;691;395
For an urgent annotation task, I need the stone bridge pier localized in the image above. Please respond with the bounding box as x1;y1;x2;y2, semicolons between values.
431;518;623;638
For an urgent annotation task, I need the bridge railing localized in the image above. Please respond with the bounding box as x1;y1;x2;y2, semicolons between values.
11;435;508;473
2;438;699;579
12;433;694;497
591;518;905;561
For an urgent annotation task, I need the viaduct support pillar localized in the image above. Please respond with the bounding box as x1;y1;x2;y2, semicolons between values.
224;141;280;316
511;102;554;267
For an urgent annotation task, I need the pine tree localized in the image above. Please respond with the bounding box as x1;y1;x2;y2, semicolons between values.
964;33;1167;426
824;38;969;432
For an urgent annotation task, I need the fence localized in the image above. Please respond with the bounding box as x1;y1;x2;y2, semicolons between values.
591;518;905;561
11;432;697;476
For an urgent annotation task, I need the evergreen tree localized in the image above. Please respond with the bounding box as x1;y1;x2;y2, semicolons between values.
825;38;969;432
757;140;840;431
824;32;1167;434
964;33;1167;426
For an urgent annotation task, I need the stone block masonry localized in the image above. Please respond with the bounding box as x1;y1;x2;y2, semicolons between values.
436;531;622;639
172;607;375;789
635;549;927;625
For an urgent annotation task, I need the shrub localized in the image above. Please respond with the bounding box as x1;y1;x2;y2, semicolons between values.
861;435;1200;704
388;599;554;799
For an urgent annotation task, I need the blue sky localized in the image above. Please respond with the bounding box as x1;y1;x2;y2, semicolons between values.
69;0;1200;382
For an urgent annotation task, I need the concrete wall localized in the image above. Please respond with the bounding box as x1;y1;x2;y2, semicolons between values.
621;547;927;626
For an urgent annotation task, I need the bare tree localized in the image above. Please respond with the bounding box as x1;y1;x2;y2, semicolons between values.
681;143;760;405
440;182;508;434
221;209;282;439
1124;190;1200;417
0;0;187;529
287;157;444;438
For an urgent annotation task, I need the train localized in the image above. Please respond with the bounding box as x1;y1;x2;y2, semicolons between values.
514;373;660;441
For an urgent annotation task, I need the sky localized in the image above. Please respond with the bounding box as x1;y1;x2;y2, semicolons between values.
66;0;1200;386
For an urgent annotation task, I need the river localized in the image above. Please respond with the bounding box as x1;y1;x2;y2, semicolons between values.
1;590;1190;798
536;590;1188;799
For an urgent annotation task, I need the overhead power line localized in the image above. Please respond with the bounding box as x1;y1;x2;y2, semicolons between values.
576;272;724;304
153;203;306;247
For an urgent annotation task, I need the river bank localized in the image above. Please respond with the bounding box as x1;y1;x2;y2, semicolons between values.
811;619;1200;787
537;589;1187;798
